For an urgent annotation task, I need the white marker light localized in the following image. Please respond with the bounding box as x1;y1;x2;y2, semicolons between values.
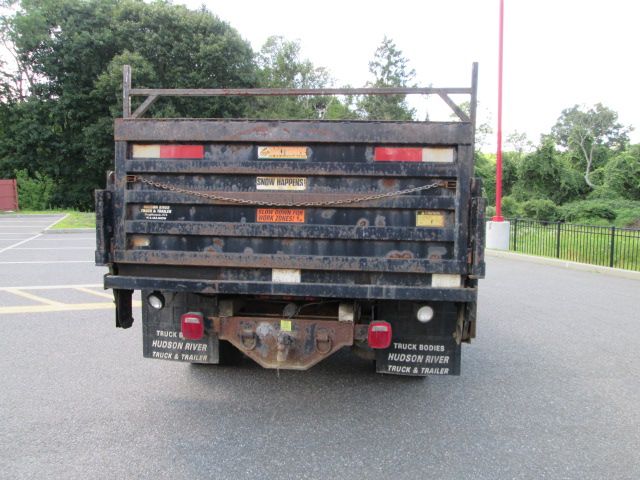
417;305;435;323
147;292;165;310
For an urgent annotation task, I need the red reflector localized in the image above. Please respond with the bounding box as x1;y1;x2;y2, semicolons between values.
160;145;204;159
367;321;392;349
180;312;204;340
374;147;422;162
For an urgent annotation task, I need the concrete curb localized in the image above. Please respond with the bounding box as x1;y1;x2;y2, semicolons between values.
486;249;640;281
42;228;95;234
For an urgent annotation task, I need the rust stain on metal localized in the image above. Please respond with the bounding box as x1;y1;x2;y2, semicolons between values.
213;316;354;370
386;250;415;259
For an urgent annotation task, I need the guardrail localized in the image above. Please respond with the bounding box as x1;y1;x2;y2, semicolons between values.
507;218;640;271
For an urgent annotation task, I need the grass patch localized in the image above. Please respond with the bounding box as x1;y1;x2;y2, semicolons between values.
509;220;640;271
51;211;95;229
0;209;95;228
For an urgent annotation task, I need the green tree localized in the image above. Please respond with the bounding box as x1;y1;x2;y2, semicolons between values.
602;145;640;200
550;103;631;188
253;36;356;120
357;36;416;120
512;139;586;204
0;0;255;208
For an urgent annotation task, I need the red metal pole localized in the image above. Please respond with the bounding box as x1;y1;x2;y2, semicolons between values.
493;0;504;222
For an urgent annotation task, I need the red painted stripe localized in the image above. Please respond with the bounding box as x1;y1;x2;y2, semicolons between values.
374;147;422;162
159;145;204;159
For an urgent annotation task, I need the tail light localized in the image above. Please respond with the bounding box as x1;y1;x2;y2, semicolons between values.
181;312;204;340
367;321;392;349
132;144;204;159
374;147;455;163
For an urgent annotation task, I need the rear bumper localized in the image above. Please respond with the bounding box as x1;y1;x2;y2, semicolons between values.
104;274;477;302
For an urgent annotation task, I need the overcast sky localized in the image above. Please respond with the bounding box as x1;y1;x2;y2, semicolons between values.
182;0;639;149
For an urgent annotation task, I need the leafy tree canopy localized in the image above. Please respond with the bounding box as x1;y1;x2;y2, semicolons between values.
0;0;255;208
357;36;416;121
550;103;632;188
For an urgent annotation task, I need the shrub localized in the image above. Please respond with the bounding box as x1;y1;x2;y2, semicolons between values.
602;147;640;200
521;199;560;221
559;200;616;223
15;169;55;210
501;195;522;218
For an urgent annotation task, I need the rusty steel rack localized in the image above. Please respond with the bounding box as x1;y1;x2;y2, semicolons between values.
122;63;478;124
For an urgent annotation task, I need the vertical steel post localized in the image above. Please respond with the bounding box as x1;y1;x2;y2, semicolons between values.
609;226;616;268
493;0;505;222
512;218;518;250
123;65;131;118
556;222;561;258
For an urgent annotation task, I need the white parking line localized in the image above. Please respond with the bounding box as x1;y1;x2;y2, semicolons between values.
26;237;95;241
12;247;95;250
0;216;66;254
0;260;94;264
0;283;101;290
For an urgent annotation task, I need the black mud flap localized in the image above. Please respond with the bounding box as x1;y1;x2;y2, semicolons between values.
141;290;220;364
374;302;462;376
114;289;134;329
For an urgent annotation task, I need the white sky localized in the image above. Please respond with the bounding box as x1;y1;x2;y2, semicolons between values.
182;0;640;149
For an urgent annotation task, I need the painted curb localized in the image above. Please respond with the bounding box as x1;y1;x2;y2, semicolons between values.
486;249;640;281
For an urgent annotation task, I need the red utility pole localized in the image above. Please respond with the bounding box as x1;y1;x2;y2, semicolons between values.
493;0;504;222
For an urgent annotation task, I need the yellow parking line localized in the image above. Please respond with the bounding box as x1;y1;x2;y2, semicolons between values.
0;300;142;315
5;288;64;306
74;287;114;299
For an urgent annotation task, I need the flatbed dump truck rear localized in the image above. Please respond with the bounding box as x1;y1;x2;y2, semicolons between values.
95;64;485;376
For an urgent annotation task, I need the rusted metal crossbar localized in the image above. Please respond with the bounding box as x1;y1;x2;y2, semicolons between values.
122;63;478;122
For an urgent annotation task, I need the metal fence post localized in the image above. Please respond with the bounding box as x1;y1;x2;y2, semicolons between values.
609;226;616;268
556;222;561;258
512;218;518;251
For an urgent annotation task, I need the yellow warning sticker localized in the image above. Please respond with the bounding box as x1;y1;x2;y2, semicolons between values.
256;177;307;191
416;211;445;227
280;320;292;332
258;146;308;159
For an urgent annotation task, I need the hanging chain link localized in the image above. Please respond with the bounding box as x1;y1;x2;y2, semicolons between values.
130;175;447;208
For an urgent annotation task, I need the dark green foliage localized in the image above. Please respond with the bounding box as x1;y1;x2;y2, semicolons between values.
0;0;255;209
252;36;356;120
15;168;54;210
357;36;416;120
473;152;495;202
474;151;519;204
500;196;522;218
511;139;586;204
559;200;616;222
550;103;630;188
601;145;640;200
521;199;560;221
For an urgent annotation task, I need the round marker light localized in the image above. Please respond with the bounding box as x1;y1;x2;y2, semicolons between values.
417;305;434;323
147;291;165;310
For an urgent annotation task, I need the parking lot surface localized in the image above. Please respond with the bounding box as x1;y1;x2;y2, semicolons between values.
0;215;638;479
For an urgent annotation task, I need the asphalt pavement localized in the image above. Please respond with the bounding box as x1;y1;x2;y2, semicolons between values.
0;215;638;479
